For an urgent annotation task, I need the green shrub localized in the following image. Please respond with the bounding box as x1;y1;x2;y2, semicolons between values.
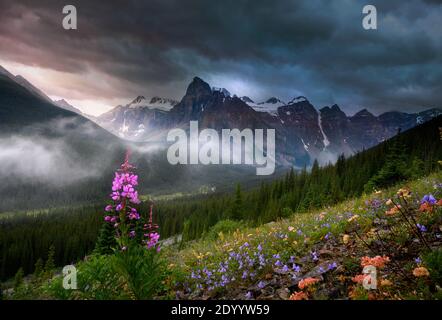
47;247;166;300
423;248;442;286
205;219;244;241
112;245;166;299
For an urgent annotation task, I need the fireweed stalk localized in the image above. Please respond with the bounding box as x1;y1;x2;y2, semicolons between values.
104;152;160;251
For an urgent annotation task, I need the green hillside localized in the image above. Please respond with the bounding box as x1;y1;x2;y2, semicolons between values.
1;117;442;300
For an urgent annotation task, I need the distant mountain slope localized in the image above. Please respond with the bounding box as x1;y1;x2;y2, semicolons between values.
0;72;281;211
96;77;441;166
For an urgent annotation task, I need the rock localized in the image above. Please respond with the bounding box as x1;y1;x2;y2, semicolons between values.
276;288;290;300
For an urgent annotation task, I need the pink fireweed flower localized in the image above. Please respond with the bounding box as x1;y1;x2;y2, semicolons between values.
111;192;120;201
129;212;140;220
105;151;161;252
146;232;160;249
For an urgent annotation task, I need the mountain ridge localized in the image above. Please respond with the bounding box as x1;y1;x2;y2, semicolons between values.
96;76;442;167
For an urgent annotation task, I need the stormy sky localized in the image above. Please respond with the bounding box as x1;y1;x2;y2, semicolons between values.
0;0;441;116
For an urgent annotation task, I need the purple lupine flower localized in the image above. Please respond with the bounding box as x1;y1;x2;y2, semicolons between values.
281;265;289;273
311;251;319;262
327;262;338;271
415;257;422;264
293;264;301;273
245;291;253;300
416;224;427;233
257;281;266;289
421;194;437;205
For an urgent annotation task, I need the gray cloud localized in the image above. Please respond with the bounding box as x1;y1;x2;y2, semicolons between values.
0;0;441;115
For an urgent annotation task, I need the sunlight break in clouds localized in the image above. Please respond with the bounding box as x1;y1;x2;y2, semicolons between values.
0;59;128;116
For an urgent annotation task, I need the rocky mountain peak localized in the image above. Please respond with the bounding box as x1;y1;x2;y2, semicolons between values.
288;96;308;104
212;87;231;97
241;96;254;103
186;77;212;97
130;96;146;104
353;108;375;118
264;97;283;104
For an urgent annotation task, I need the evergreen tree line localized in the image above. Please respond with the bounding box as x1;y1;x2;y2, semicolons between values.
1;117;441;281
177;118;442;241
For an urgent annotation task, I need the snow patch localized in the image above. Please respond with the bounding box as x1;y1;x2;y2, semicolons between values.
318;113;330;148
288;96;307;104
301;138;309;151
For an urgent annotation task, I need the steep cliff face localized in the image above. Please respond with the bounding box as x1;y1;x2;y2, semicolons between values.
96;77;442;166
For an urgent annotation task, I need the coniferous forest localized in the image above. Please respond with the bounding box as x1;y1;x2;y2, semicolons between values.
1;117;441;281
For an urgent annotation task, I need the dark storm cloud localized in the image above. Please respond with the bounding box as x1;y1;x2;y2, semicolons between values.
0;0;441;114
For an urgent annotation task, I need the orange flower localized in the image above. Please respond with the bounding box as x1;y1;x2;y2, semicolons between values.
289;291;308;300
419;202;433;213
361;255;390;269
437;199;442;206
352;274;366;284
413;267;430;277
385;205;401;216
380;279;392;287
298;277;320;290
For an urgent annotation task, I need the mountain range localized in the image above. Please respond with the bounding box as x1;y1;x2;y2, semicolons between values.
96;76;442;166
0;66;277;211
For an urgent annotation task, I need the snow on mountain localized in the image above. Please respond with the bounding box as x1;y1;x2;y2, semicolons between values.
318;112;330;148
244;97;286;116
240;96;254;104
127;95;178;111
212;87;231;97
287;96;308;104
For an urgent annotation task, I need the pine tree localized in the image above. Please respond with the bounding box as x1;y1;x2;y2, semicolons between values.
364;132;409;191
231;184;243;220
94;221;117;255
44;245;56;278
33;258;44;278
13;268;24;290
